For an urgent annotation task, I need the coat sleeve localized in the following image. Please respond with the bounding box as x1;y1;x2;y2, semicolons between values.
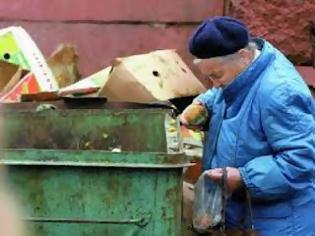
239;83;315;200
194;88;218;112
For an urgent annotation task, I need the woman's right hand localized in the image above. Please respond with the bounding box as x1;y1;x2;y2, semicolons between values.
180;101;208;128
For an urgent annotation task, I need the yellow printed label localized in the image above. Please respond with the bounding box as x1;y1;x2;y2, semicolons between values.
0;32;30;69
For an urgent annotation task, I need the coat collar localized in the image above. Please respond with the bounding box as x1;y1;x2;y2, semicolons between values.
222;38;275;103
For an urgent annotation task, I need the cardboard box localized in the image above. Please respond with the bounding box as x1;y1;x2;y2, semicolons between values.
58;66;111;96
99;50;206;103
0;73;40;103
0;26;58;91
0;60;21;91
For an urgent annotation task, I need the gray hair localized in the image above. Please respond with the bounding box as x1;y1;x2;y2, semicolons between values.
220;41;258;62
192;41;258;65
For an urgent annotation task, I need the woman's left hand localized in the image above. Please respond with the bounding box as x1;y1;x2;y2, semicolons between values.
206;167;243;192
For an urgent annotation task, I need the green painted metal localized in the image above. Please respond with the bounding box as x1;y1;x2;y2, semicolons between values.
7;164;183;236
0;108;172;152
0;105;189;236
0;149;192;168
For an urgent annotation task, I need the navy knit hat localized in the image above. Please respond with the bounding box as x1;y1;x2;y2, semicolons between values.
189;16;250;59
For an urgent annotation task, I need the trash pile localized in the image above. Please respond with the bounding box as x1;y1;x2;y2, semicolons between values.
0;27;58;102
0;26;206;105
0;26;204;175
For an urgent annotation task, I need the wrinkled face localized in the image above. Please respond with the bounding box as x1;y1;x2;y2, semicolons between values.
194;49;253;88
194;57;240;88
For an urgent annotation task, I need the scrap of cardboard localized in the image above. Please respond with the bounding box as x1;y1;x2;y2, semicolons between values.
99;49;206;103
0;73;40;103
59;66;111;97
47;44;81;88
0;60;20;91
0;26;58;91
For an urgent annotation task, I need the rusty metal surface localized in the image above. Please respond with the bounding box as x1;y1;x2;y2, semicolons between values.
7;165;184;235
0;149;192;168
0;100;175;111
23;216;150;227
0;107;174;152
2;102;189;235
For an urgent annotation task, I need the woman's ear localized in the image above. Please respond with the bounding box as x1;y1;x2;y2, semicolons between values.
238;48;252;66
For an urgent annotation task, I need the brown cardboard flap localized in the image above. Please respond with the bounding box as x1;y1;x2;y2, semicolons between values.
0;60;30;97
99;49;206;103
47;44;81;88
0;60;20;91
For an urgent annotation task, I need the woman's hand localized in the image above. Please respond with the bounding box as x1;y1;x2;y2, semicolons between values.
206;167;243;192
180;100;208;128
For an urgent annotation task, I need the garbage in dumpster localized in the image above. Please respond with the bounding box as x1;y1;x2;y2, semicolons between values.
47;44;81;88
99;49;206;103
58;66;111;97
0;60;21;91
0;59;42;103
0;26;58;91
0;26;207;236
0;26;206;110
0;73;40;103
0;44;83;103
181;125;203;185
21;91;60;102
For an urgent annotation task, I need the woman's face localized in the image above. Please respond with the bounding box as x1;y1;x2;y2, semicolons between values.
194;49;253;88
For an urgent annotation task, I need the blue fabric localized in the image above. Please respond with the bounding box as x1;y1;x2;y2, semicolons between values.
189;16;249;59
195;38;315;236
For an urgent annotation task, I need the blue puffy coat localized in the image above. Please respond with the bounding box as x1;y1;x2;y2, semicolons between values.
196;38;315;235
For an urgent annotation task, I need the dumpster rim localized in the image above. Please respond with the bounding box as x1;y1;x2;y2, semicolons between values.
0;149;193;168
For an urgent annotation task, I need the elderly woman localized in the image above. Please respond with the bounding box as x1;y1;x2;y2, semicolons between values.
182;16;315;235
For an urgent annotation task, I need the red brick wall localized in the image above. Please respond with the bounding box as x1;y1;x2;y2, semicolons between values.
228;0;315;89
228;0;315;66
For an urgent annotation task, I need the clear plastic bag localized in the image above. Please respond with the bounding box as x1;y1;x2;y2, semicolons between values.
192;171;223;233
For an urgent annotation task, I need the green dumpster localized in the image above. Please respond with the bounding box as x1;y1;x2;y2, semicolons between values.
0;101;191;236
